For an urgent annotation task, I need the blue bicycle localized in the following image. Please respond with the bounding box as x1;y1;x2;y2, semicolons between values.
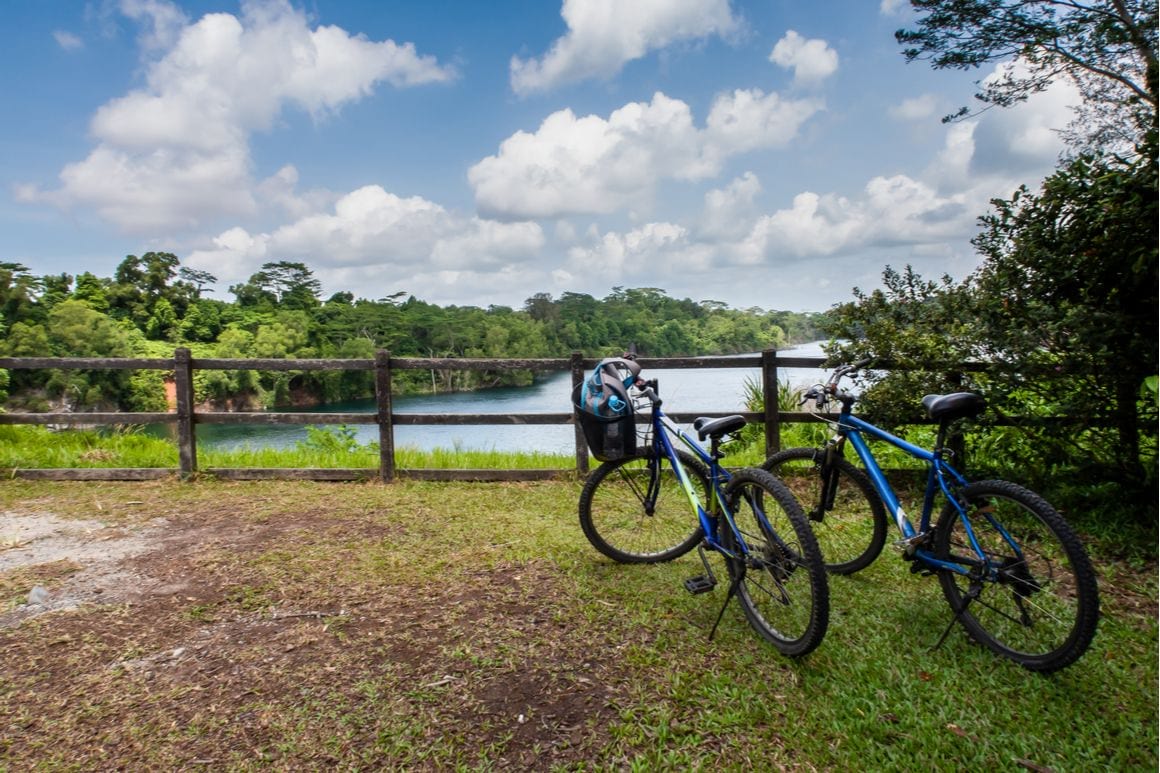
577;374;829;657
763;360;1099;672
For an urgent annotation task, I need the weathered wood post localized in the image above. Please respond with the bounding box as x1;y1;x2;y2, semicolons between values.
762;348;780;457
375;350;395;482
570;351;588;476
174;347;197;479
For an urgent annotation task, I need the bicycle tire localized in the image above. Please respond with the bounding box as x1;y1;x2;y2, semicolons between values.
722;468;829;657
578;450;707;563
933;480;1099;672
762;447;888;574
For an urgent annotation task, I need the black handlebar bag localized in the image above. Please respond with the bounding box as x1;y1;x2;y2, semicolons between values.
572;357;641;461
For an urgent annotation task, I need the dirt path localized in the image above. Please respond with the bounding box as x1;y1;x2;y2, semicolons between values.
0;497;630;769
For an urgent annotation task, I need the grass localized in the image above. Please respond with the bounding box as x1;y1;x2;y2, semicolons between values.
0;424;572;470
0;478;1155;770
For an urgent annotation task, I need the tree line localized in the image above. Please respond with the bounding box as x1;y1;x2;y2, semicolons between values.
0;256;826;411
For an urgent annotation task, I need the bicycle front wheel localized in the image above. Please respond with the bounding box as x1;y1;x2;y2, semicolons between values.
933;480;1099;672
722;468;829;657
578;451;707;563
762;447;888;574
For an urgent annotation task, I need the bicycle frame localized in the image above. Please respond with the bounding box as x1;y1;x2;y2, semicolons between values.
832;405;1005;578
636;390;744;558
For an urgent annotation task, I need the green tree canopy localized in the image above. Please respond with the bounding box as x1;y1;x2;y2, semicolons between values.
898;0;1158;148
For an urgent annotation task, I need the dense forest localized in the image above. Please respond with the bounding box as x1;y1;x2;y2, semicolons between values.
0;256;826;411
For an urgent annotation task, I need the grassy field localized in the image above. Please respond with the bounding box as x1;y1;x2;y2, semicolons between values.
0;478;1155;770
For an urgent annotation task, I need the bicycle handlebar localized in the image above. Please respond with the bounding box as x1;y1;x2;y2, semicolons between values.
637;378;661;408
801;358;875;410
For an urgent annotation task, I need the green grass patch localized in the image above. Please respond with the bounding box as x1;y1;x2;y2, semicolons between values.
0;424;572;470
0;479;1154;770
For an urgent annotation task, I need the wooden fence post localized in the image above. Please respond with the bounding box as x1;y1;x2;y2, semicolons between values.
762;348;780;457
570;351;588;476
174;347;197;479
375;350;395;483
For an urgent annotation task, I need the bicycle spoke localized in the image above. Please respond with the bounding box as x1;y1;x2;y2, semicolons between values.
934;480;1098;672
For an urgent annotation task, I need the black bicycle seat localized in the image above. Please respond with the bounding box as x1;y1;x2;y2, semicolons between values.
693;415;747;441
921;392;986;422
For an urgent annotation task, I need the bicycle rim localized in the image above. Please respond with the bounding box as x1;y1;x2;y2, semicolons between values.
578;451;706;563
934;480;1099;672
763;447;887;574
724;469;829;657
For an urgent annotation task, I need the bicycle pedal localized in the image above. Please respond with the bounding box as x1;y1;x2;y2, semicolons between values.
908;562;935;576
683;575;716;594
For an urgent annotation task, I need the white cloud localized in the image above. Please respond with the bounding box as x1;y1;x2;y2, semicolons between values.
24;0;455;234
510;0;740;94
118;0;189;51
879;0;907;15
969;63;1078;176
566;222;713;281
701;172;762;239
186;185;544;292
469;91;821;219
52;30;84;51
889;93;941;121
769;30;838;86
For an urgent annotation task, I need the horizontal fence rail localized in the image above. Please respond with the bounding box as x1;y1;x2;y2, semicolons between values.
0;348;1078;483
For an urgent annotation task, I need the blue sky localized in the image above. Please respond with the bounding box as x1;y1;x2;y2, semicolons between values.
2;0;1077;312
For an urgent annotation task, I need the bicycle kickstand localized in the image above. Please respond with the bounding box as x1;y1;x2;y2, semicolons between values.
709;570;744;641
930;583;981;652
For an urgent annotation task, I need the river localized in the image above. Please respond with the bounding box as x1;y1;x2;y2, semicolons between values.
187;341;830;455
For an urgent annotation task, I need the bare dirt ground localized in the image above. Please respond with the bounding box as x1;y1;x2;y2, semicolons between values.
0;496;633;769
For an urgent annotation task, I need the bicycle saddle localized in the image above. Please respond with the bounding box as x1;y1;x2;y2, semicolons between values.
693;415;747;441
921;392;987;422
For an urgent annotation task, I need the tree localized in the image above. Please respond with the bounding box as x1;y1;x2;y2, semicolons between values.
897;0;1158;149
261;261;321;310
0;263;42;326
177;267;217;298
43;301;136;409
73;272;110;313
971;149;1157;483
885;0;1158;524
40;273;73;310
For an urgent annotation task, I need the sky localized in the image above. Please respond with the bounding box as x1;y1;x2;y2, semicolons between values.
1;0;1078;313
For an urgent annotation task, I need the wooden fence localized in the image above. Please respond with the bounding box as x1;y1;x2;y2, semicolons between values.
0;349;832;482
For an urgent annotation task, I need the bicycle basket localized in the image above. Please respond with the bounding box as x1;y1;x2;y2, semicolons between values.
573;357;642;461
572;381;637;461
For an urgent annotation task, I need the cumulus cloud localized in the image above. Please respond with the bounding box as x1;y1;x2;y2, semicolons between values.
510;0;740;94
701;172;762;240
879;0;907;15
23;0;455;234
186;185;544;291
968;62;1078;176
565;222;716;286
469;91;822;219
769;30;838;86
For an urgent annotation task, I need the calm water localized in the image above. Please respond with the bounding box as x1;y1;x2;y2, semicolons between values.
185;342;828;454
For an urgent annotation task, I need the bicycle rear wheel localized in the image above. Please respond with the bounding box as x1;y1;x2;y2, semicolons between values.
722;468;829;657
933;480;1099;672
578;451;707;563
762;447;888;574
